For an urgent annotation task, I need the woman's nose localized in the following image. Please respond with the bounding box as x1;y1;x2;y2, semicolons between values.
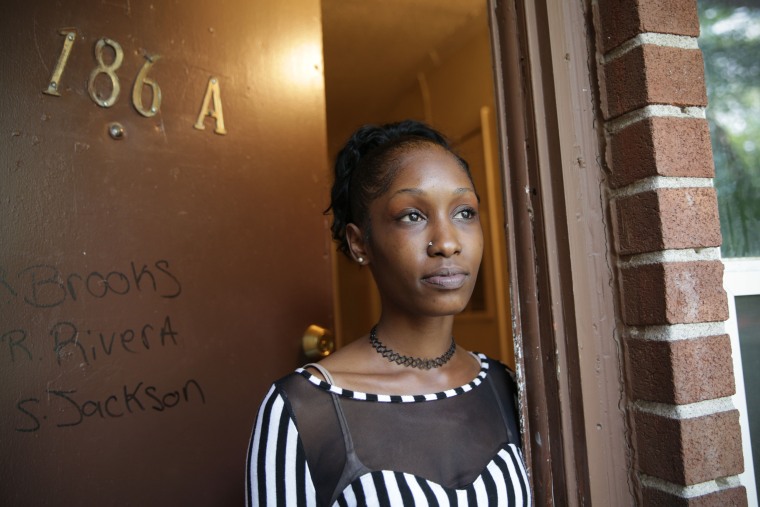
426;221;462;257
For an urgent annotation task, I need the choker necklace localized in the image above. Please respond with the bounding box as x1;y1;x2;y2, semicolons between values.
369;325;456;370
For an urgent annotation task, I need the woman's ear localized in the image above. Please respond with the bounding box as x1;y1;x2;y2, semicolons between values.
346;223;369;265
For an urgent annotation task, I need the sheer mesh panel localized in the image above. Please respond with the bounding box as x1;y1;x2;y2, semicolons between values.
278;358;521;506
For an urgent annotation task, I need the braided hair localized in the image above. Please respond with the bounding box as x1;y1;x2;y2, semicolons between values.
326;120;473;256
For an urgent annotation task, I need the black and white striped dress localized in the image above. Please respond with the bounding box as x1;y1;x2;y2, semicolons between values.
247;354;531;506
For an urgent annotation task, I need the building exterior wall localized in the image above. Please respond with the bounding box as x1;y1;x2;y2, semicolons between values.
594;1;747;504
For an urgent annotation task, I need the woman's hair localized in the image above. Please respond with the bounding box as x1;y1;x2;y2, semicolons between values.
326;120;473;256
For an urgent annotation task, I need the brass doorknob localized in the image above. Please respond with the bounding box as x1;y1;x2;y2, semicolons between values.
302;325;334;359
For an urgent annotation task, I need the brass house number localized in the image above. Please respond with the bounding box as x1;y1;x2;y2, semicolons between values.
43;29;227;135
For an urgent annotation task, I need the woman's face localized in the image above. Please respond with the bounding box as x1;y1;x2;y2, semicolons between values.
354;144;484;318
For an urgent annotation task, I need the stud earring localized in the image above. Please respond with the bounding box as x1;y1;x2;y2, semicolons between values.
357;257;364;263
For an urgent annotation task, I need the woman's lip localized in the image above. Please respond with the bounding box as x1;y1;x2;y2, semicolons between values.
422;269;468;289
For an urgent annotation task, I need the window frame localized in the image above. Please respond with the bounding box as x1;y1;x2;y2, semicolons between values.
722;257;760;505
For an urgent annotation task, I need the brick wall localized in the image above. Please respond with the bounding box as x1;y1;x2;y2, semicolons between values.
594;1;748;504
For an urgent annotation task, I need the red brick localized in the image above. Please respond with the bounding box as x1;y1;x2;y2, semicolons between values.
610;117;715;188
627;335;735;404
620;261;728;325
598;0;701;53
642;485;748;506
634;410;744;485
612;188;722;255
604;45;707;119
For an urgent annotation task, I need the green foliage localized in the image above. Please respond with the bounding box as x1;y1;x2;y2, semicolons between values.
698;1;760;257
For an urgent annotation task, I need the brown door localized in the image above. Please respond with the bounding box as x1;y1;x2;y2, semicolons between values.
0;1;331;505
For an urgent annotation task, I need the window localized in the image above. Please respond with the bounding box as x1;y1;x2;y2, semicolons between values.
699;1;760;501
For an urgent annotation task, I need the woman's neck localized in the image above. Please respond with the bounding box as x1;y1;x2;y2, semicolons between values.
373;314;456;360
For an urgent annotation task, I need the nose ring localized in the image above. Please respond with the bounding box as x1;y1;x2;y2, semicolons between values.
428;241;433;247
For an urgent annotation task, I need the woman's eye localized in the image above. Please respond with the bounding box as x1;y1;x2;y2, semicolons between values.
455;208;477;220
400;211;423;222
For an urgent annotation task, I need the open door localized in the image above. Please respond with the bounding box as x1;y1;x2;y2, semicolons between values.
322;0;514;367
0;1;331;505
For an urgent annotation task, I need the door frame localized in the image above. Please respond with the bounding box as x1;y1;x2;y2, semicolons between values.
488;0;632;504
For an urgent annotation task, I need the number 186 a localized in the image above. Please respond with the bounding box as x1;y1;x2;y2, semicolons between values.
43;29;226;134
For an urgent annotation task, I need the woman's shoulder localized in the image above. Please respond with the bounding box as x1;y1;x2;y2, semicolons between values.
256;368;333;425
482;354;517;378
475;354;519;395
270;367;316;393
309;336;370;375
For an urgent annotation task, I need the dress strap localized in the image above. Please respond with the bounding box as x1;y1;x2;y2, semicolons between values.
303;362;335;384
302;363;369;503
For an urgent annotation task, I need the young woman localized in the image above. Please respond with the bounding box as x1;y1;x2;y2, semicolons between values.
247;120;530;506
